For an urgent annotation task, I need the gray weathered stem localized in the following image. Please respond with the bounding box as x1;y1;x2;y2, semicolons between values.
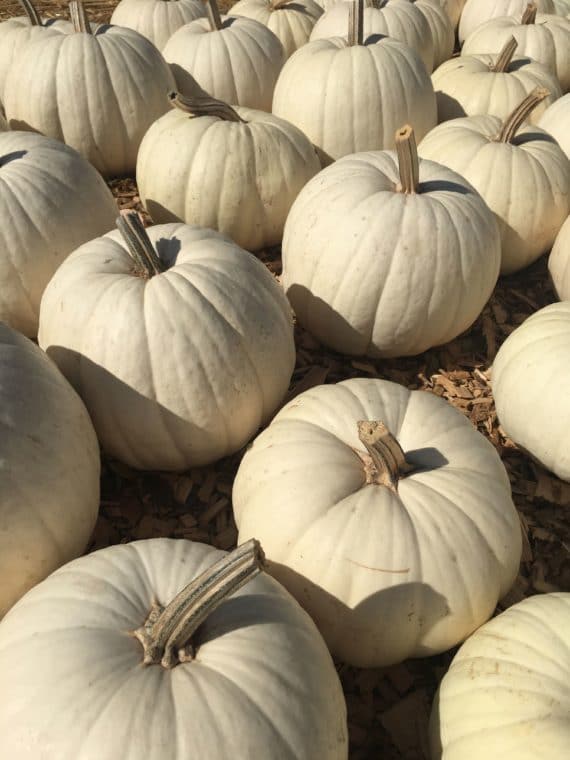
206;0;223;30
395;125;419;195
18;0;42;26
358;421;413;491
495;87;549;143
169;91;245;122
348;0;364;46
491;36;518;73
116;211;166;278
521;2;537;24
69;0;93;34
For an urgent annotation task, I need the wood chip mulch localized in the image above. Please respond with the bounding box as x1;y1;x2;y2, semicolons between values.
2;3;569;758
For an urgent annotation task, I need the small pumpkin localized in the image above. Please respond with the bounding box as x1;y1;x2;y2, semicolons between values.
0;539;349;758
137;92;321;251
459;0;555;42
0;322;100;619
38;212;296;471
163;0;285;110
539;93;570;158
110;0;206;50
492;301;570;480
549;215;570;298
233;377;522;667
430;592;570;760
418;89;570;274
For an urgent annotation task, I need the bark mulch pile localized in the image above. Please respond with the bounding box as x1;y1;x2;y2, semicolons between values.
2;2;569;758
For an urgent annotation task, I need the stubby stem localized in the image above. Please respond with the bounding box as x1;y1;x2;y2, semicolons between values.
521;2;537;24
395;125;419;195
348;0;364;46
206;0;223;30
495;87;549;143
18;0;41;25
116;211;166;278
358;421;413;491
490;36;518;73
132;540;265;669
69;0;93;34
169;91;246;122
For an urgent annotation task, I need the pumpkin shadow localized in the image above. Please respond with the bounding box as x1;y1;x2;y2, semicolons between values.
435;91;466;121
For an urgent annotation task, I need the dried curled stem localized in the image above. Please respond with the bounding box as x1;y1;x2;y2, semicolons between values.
169;91;246;123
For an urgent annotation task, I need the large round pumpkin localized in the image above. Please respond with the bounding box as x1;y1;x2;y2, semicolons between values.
38;213;296;471
430;592;570;760
459;0;555;42
233;377;522;668
492;301;570;481
137;92;321;251
0;130;117;337
539;93;570;158
0;322;100;619
549;215;570;298
0;538;348;758
110;0;206;50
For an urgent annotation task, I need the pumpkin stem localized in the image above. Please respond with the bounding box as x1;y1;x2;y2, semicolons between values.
395;125;419;195
116;211;166;278
206;0;223;30
495;87;549;143
348;0;364;46
271;0;292;8
357;421;413;490
17;0;42;26
69;0;93;34
132;539;265;669
521;2;537;24
490;36;518;73
169;91;246;123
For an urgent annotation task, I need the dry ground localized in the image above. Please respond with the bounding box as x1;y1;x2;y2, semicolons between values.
1;2;569;758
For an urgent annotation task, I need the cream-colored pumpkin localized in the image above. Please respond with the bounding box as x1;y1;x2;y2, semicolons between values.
110;0;206;50
418;90;570;274
553;0;570;14
459;0;555;43
492;302;570;480
272;4;437;163
233;377;522;668
281;127;501;357
549;215;570;298
0;539;348;758
539;93;570;158
230;0;323;58
0;131;117;337
38;215;295;471
410;0;454;68
3;1;175;177
309;0;435;73
0;323;100;619
462;7;570;92
430;592;570;760
432;37;562;123
137;93;321;251
433;0;466;29
163;0;285;109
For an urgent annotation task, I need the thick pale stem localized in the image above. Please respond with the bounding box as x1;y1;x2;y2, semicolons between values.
169;91;245;123
491;36;518;73
132;540;265;669
521;2;537;24
495;87;549;143
206;0;223;30
18;0;41;25
395;125;419;195
116;211;166;278
357;421;413;491
69;0;93;34
348;0;364;46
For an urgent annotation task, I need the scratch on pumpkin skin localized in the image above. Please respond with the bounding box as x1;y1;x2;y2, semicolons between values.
345;558;410;573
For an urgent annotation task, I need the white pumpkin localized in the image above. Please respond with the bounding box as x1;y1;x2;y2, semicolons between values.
409;0;454;68
539;93;570;158
492;302;570;480
418;90;570;274
38;213;296;471
433;0;466;29
3;1;175;177
430;592;570;760
0;539;348;759
462;6;570;92
233;377;522;668
549;215;570;298
459;0;555;43
163;0;285;110
309;0;435;73
137;92;321;251
110;0;206;50
230;0;324;58
0;322;100;619
272;2;437;163
432;36;562;123
553;0;570;14
0;131;117;337
281;126;501;357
